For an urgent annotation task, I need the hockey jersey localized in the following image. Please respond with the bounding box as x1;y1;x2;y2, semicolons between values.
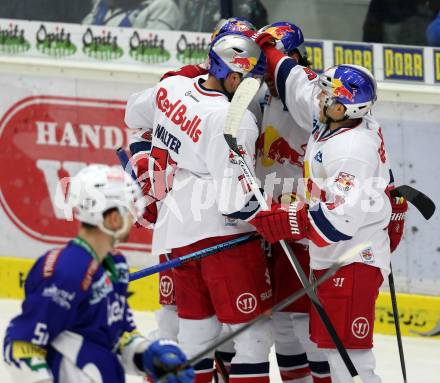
274;58;392;273
3;238;148;382
125;76;259;255
256;88;311;204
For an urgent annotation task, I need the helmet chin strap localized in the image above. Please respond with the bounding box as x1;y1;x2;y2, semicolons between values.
98;209;131;245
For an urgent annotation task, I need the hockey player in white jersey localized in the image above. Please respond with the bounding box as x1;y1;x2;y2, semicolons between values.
125;33;274;383
256;22;331;383
250;30;398;382
3;164;194;383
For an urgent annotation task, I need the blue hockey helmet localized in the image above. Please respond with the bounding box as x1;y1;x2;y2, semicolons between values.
259;21;306;58
208;32;266;79
318;64;377;119
211;17;256;41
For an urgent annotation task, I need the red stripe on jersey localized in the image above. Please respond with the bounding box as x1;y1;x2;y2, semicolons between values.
307;217;332;247
194;82;224;97
280;366;311;380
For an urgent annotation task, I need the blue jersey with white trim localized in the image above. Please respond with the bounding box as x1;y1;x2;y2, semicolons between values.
274;57;392;272
4;240;140;382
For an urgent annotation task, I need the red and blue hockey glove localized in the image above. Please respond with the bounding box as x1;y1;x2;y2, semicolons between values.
250;202;308;243
160;63;209;81
388;196;408;253
132;154;158;227
142;340;195;383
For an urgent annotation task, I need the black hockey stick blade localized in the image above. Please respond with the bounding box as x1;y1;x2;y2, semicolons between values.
391;185;435;220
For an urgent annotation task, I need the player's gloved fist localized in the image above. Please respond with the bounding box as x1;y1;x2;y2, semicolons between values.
142;340;195;383
160;64;209;81
388;196;408;253
251;31;276;48
250;202;308;243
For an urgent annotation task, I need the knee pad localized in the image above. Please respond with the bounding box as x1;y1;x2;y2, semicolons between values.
178;316;222;359
155;305;178;341
291;314;327;363
229;320;273;363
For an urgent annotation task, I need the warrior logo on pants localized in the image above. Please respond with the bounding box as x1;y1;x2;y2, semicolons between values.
236;292;257;314
160;276;174;297
352;317;370;339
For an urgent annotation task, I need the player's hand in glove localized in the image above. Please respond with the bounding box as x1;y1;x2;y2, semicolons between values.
388;196;408;253
251;30;277;48
250;202;308;243
132;153;159;227
142;340;195;383
160;63;209;81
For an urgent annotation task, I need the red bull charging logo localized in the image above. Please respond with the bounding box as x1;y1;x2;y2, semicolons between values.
230;54;257;71
265;25;294;40
256;126;305;168
332;78;356;102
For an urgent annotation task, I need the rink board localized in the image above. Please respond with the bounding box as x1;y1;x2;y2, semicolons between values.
1;256;439;340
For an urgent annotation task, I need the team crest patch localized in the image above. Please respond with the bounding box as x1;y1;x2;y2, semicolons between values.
335;171;355;192
352;317;370;339
360;247;375;264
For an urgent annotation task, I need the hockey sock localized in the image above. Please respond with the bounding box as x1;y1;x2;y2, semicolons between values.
277;352;312;382
229;362;270;383
194;358;215;383
309;360;331;382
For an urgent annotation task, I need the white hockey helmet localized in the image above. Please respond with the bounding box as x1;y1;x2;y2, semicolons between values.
318;64;377;119
67;164;145;238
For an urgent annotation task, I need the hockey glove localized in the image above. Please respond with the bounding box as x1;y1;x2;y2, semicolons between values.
388;196;408;253
160;63;209;81
250;202;308;243
142;340;195;383
133;154;159;227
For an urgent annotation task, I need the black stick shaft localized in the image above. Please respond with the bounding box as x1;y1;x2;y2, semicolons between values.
389;264;408;383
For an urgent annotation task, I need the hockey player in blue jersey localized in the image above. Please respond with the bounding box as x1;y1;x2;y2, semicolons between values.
3;164;195;383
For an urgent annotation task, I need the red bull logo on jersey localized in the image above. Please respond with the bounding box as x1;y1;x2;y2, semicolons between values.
332;78;356;102
265;25;294;40
335;171;355;192
257;126;306;169
230;54;257;71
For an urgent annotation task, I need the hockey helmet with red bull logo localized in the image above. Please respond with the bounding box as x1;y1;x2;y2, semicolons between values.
318;64;377;119
259;21;307;59
211;17;256;41
208;32;266;79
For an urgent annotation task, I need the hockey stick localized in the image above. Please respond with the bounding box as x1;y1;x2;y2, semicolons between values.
116;147;138;182
387;186;434;383
129;233;258;281
223;77;362;382
391;185;435;220
388;264;407;383
183;243;368;371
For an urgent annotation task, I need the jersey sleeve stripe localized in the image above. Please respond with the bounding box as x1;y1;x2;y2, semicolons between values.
308;204;352;243
226;194;261;221
276;57;297;109
129;141;151;155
